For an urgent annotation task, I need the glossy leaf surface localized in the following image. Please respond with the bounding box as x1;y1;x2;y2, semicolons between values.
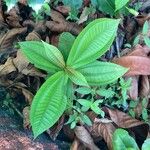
30;71;67;138
78;61;128;86
67;18;120;69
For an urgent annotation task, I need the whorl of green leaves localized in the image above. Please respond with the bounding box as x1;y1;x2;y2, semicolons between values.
19;18;128;138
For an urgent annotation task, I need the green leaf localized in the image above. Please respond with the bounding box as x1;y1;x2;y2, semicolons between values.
76;87;92;95
65;113;77;124
142;138;150;150
67;18;120;69
30;71;67;138
96;88;115;98
42;3;51;16
66;67;89;86
80;114;92;126
142;108;148;121
142;21;149;35
133;35;140;46
66;79;74;102
129;101;138;108
98;0;115;15
19;41;61;73
78;61;128;86
71;121;77;129
62;0;83;9
93;99;103;105
142;98;148;107
125;7;139;16
42;41;65;69
129;109;135;118
91;101;104;116
113;129;139;150
144;36;150;48
115;0;129;11
91;0;115;16
77;99;92;107
58;32;75;61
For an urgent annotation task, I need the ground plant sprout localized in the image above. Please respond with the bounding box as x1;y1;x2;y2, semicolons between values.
19;18;128;138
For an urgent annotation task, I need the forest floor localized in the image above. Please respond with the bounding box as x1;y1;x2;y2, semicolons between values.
0;0;150;150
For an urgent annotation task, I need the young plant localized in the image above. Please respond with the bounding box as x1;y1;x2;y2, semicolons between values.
62;0;83;21
113;128;150;150
19;18;128;138
134;21;150;47
91;0;138;17
96;78;131;109
65;105;92;129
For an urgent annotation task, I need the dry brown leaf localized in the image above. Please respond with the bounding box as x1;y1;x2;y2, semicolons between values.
23;106;30;129
56;6;70;15
125;17;138;41
63;125;75;141
25;31;41;41
128;76;139;100
0;57;16;76
113;45;150;76
13;50;29;72
86;111;97;122
135;14;150;26
0;27;27;51
47;115;65;141
89;121;115;150
105;108;149;145
6;10;22;28
113;56;150;76
75;126;99;150
0;0;4;21
139;76;150;98
134;101;144;118
106;108;146;128
71;138;86;150
128;45;150;57
20;87;33;104
50;34;59;47
13;50;45;77
46;10;82;35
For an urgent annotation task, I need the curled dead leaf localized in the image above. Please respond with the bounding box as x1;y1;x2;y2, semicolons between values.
106;108;147;128
105;107;149;144
13;50;45;77
89;120;115;150
0;57;16;76
6;6;23;28
46;10;82;35
74;126;99;150
0;27;27;51
25;31;41;41
15;86;33;104
135;14;150;26
128;76;139;100
139;76;150;98
56;6;70;15
23;106;30;129
47;115;65;141
71;138;86;150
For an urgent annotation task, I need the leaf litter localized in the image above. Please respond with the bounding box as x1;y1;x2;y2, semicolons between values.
0;0;150;149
